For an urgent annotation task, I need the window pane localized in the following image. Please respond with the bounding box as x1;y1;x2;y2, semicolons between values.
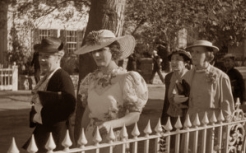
38;29;57;41
64;30;78;54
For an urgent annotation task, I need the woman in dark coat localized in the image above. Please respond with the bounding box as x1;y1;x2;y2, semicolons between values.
161;49;192;126
160;49;191;152
23;37;76;152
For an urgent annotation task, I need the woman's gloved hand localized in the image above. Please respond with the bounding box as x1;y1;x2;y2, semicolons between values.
173;94;188;104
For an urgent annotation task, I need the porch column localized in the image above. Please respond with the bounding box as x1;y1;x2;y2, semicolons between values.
12;62;18;91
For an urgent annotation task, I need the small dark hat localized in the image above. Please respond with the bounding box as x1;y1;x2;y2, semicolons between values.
222;53;235;60
168;49;192;61
36;37;64;53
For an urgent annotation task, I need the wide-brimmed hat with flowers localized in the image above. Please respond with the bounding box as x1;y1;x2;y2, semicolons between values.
186;40;219;52
168;49;192;61
74;29;136;60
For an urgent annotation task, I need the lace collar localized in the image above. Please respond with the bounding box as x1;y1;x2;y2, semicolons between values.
93;67;125;88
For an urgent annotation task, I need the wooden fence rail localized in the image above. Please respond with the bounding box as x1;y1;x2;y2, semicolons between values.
7;100;246;153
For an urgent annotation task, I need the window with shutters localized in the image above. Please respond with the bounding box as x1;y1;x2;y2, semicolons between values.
61;30;85;55
65;30;77;54
38;29;58;42
33;29;85;55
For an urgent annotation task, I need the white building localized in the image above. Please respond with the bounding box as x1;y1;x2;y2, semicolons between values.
0;0;89;66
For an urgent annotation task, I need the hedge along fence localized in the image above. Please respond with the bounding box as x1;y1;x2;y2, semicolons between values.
7;99;246;153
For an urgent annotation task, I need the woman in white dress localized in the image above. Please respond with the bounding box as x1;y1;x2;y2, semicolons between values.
75;29;148;152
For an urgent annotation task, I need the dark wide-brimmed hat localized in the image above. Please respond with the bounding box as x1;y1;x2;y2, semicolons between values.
168;49;192;61
222;53;235;60
35;37;64;53
74;29;136;60
186;40;219;52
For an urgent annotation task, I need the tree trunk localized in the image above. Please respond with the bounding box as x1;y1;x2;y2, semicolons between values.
74;0;127;143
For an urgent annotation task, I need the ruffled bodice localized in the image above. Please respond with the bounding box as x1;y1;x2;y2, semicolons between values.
78;67;148;122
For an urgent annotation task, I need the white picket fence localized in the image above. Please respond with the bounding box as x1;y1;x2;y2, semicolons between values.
7;100;246;153
0;63;18;91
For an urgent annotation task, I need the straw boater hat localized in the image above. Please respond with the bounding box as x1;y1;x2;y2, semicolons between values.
35;37;64;53
75;29;136;60
185;40;219;52
168;49;192;61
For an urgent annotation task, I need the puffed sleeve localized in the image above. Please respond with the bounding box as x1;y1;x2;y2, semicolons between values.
220;75;235;120
78;73;92;107
122;71;148;113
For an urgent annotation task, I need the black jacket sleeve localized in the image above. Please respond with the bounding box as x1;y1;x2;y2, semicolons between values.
40;69;76;125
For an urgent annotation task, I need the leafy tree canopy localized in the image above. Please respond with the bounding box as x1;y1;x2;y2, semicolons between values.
125;0;246;51
2;0;246;58
4;0;90;28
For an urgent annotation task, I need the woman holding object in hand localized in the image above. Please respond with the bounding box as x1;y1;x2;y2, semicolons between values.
161;49;192;126
160;49;191;152
74;30;148;153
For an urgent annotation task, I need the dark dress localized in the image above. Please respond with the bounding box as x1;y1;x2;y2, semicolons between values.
161;72;187;151
161;71;188;125
225;67;245;104
23;69;76;152
161;72;173;125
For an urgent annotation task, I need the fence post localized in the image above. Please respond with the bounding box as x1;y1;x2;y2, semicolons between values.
12;62;18;91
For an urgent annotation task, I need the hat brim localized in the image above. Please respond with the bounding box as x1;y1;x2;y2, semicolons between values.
75;35;136;60
186;45;219;52
167;50;192;61
222;54;235;60
35;37;63;53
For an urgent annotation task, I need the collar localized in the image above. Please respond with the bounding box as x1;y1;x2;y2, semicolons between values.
226;67;234;73
45;67;60;78
195;64;211;73
173;68;188;79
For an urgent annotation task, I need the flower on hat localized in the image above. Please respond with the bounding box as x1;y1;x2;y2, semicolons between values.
75;29;135;60
85;31;102;45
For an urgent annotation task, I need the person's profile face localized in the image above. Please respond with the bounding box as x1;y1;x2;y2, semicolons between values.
39;52;59;73
170;54;186;71
189;46;207;66
91;47;112;67
223;58;234;69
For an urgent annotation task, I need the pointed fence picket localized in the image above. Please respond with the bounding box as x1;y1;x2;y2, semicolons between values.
7;99;246;153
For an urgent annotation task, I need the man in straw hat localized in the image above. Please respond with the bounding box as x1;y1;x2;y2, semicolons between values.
222;53;245;104
23;37;76;152
74;29;148;152
180;40;235;152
